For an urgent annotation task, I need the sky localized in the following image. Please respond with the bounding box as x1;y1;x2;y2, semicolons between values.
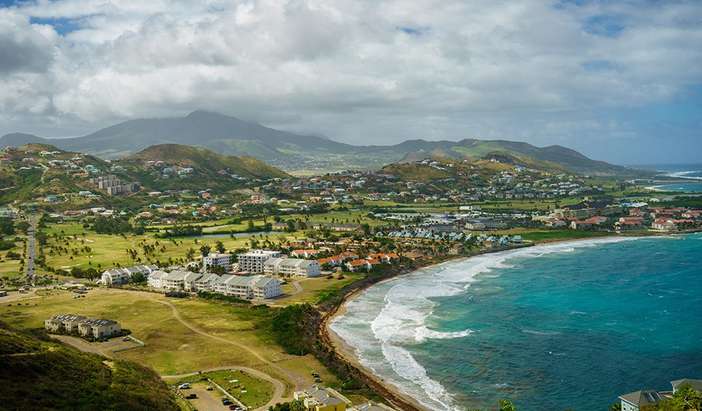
0;0;701;165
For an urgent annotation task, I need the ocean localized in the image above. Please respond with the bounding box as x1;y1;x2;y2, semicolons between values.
639;164;702;193
330;234;702;410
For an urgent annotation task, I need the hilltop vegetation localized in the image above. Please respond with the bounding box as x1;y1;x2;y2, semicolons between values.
0;111;644;176
0;143;287;203
0;322;178;411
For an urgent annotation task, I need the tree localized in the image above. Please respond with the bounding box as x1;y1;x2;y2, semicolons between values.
215;241;226;254
200;244;211;257
499;399;517;411
186;248;196;260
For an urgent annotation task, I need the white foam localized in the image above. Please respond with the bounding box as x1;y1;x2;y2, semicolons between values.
332;236;643;411
415;326;473;343
666;170;702;180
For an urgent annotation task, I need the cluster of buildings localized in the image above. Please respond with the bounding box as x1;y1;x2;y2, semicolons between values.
294;387;396;411
618;378;702;411
90;174;139;195
147;270;282;300
44;314;122;340
99;265;159;286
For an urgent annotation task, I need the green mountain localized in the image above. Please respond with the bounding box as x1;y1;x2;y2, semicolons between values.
0;111;643;176
0;322;178;411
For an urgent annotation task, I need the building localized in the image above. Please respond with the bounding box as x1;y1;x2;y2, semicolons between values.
147;270;168;289
203;253;232;271
619;390;664;411
77;319;122;339
160;270;201;291
263;257;321;278
100;265;157;286
618;378;702;411
45;314;121;340
44;314;87;334
294;387;349;411
237;250;281;273
193;273;220;292
219;275;282;300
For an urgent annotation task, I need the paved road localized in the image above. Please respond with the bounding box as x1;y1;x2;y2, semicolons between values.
153;299;291;410
25;217;36;284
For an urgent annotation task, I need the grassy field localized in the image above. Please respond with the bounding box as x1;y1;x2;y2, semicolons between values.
0;237;24;279
517;229;613;242
41;222;301;271
174;369;274;408
0;288;338;390
277;273;364;305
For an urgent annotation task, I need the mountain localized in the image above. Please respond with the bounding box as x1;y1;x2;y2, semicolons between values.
0;143;287;203
0;111;641;176
0;322;178;410
126;144;289;180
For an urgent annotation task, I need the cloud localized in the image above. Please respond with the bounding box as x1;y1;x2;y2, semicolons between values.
0;0;701;163
0;10;55;74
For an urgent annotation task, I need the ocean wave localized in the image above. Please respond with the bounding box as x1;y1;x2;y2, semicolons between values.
666;170;702;180
415;326;473;343
332;236;644;411
522;329;562;336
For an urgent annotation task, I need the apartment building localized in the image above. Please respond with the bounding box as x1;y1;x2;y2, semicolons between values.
263;257;321;278
237;250;281;273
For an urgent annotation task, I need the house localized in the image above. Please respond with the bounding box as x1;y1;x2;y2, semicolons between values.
570;216;607;230
251;275;283;299
291;249;320;258
193;273;220;292
100;268;130;286
263;258;321;278
44;314;87;334
294;386;349;411
77;319;121;339
147;270;168;289
237;250;281;273
161;270;201;291
652;218;694;231
203;253;232;271
618;378;702;411
616;216;644;231
619;390;664;411
345;259;372;272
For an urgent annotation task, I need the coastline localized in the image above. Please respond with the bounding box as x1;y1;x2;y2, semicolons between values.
319;232;700;410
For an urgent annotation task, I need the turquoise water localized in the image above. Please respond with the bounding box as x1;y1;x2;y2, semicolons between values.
331;235;702;410
652;182;702;192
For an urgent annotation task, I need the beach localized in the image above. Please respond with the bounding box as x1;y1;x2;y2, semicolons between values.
323;233;702;410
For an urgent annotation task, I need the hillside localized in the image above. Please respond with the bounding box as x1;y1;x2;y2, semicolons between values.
0;143;286;204
0;322;178;411
126;144;289;179
0;111;644;176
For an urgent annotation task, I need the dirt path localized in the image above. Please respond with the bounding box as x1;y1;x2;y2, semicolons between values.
291;280;303;295
152;299;295;408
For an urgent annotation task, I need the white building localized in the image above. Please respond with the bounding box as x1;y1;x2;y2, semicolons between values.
147;270;168;289
101;265;157;286
237;250;281;273
203;253;232;271
263;257;321;278
77;319;122;339
193;273;220;292
216;274;282;300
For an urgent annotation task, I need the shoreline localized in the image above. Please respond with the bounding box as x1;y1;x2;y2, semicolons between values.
319;231;700;410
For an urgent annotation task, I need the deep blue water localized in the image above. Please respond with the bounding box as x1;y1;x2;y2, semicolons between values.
331;235;702;411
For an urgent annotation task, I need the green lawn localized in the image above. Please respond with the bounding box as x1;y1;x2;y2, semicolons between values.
276;273;364;306
518;229;613;242
174;369;273;408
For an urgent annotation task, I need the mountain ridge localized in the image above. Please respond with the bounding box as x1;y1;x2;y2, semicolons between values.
0;110;641;176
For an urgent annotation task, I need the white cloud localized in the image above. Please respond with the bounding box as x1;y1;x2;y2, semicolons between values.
0;0;701;162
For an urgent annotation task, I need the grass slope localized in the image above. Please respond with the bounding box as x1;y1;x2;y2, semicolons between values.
0;322;178;411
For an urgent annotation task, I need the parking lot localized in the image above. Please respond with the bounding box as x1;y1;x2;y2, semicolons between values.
183;382;235;411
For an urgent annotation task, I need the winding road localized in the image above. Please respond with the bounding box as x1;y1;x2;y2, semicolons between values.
152;298;297;410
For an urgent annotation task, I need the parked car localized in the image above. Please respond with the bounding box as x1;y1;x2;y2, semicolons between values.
222;398;232;405
178;383;191;390
206;386;214;391
185;393;198;399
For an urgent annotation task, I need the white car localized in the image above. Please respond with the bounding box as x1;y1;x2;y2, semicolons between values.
178;383;191;390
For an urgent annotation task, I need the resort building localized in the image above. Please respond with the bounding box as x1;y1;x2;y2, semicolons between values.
100;265;158;286
161;270;201;291
618;379;702;411
147;270;168;289
193;273;220;292
263;257;321;278
203;253;232;270
237;250;281;273
219;275;282;300
294;386;350;411
45;314;121;340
